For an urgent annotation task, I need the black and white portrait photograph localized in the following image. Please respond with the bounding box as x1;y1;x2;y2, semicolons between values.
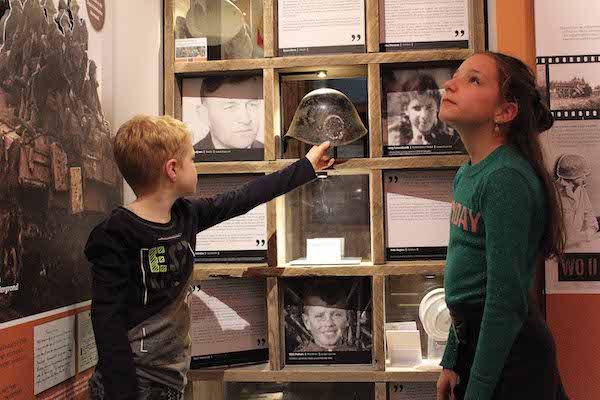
549;63;600;112
382;66;464;156
284;277;372;364
182;76;265;161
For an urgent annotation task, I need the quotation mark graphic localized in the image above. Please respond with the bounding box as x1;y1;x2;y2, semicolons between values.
388;176;399;183
256;239;266;246
257;338;267;346
392;384;404;393
351;34;362;41
454;30;466;37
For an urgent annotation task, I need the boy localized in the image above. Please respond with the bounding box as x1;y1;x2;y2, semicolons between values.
85;115;334;399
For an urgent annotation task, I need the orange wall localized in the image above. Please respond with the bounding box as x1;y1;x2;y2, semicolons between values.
497;1;600;399
497;0;536;69
547;295;600;400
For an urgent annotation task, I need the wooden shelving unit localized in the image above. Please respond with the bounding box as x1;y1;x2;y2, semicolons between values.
188;362;441;383
193;261;446;280
164;0;486;398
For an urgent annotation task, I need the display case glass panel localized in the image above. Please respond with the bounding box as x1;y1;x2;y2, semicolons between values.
283;174;371;265
175;0;264;61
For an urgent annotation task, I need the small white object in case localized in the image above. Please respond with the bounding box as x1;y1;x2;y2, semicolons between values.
306;238;345;263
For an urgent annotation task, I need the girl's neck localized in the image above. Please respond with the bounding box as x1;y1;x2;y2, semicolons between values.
458;124;506;165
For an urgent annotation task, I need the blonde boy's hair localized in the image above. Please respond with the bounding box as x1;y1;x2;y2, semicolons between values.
113;115;191;194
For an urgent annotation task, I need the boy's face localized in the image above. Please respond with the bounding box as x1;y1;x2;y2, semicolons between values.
176;139;198;196
302;296;348;350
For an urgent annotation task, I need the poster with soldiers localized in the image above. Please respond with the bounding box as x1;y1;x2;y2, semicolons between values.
0;1;118;398
545;61;600;121
283;277;373;365
536;0;600;293
541;121;600;293
0;0;118;320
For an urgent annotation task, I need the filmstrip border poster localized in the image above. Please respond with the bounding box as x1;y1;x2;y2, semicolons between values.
382;65;465;157
190;279;268;368
277;0;365;57
536;0;600;293
193;174;267;263
284;277;373;365
379;0;470;52
0;0;116;398
384;170;455;261
182;76;265;162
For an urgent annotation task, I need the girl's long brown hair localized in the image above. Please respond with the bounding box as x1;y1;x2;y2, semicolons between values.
485;51;565;260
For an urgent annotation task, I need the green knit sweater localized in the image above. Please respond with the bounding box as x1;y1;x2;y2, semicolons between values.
440;145;546;400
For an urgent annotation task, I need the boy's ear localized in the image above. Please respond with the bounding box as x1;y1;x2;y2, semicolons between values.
164;158;179;182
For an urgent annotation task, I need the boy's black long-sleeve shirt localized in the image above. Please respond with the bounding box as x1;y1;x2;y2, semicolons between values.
84;158;316;399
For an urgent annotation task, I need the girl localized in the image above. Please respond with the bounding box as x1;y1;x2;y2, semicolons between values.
436;52;568;400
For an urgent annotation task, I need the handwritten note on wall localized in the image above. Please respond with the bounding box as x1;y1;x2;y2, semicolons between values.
34;316;76;395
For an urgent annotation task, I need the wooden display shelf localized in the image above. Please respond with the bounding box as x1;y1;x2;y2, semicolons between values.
193;260;445;280
187;363;441;382
174;49;473;75
194;155;469;175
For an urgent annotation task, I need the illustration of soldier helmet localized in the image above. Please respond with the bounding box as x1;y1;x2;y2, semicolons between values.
285;88;368;147
556;154;592;180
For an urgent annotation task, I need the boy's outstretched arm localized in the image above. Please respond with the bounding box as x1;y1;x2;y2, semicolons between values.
190;142;334;232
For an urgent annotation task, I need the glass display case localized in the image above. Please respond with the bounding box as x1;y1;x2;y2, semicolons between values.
280;75;369;160
385;274;448;366
175;0;264;61
282;174;371;265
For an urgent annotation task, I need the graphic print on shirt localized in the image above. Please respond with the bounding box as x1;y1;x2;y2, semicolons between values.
450;201;482;234
140;240;194;293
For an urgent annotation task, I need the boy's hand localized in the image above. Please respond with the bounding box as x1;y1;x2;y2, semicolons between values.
306;141;335;171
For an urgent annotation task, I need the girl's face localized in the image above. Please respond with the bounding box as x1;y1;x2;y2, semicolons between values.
439;54;506;130
407;95;437;133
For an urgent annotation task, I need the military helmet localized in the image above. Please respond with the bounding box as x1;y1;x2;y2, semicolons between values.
186;0;245;46
284;88;368;147
556;154;591;180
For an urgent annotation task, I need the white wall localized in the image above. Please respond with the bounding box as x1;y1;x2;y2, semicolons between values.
112;0;164;204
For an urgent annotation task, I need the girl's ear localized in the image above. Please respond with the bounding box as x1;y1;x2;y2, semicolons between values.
494;101;519;125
